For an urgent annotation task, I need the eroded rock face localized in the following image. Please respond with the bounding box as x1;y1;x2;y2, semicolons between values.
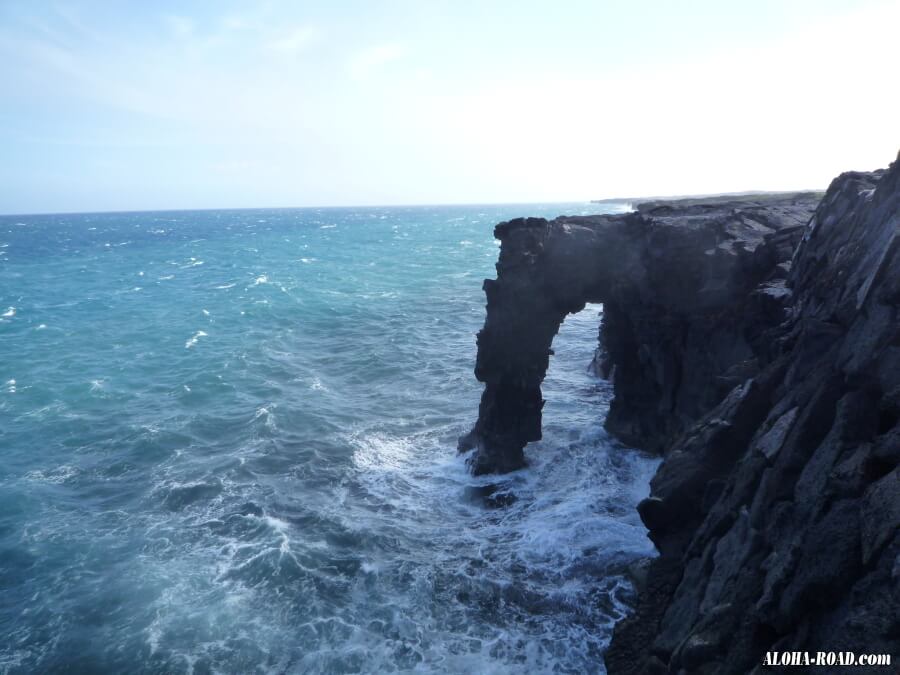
460;194;819;473
606;162;899;673
462;158;899;671
458;214;636;473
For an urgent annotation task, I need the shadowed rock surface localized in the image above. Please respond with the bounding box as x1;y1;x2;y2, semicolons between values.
462;158;900;672
606;162;899;674
460;192;819;473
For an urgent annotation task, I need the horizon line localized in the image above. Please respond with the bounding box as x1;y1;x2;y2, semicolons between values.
1;198;595;219
0;186;826;219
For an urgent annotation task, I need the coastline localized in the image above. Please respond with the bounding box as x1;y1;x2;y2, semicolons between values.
463;159;899;672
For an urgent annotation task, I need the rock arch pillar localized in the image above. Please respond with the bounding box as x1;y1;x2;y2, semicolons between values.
459;215;629;474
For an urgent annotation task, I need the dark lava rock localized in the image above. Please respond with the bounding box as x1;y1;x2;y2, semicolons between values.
461;192;818;473
463;156;900;673
462;483;518;509
608;160;900;673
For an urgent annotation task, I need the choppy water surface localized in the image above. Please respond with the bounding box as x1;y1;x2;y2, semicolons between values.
0;203;657;674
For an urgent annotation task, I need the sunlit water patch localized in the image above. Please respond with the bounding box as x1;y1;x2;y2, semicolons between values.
0;203;655;674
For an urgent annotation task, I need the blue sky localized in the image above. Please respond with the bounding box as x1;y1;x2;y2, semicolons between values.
1;0;898;214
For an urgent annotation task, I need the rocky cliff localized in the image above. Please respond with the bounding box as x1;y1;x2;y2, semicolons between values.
459;192;820;473
461;158;899;672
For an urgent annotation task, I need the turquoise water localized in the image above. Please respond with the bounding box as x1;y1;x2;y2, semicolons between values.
0;204;657;674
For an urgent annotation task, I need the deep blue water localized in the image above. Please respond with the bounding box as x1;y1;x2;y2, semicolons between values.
0;204;657;674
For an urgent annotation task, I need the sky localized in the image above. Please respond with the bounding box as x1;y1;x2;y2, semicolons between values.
0;0;898;214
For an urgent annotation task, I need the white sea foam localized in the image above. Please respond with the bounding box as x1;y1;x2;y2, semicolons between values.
24;465;79;484
360;560;380;574
338;416;656;673
2;306;16;317
0;649;31;671
253;405;277;431
252;274;268;285
350;432;414;472
4;205;646;674
215;282;236;289
319;305;658;673
184;330;208;348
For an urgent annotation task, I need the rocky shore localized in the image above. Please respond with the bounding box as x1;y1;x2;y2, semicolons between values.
461;157;899;672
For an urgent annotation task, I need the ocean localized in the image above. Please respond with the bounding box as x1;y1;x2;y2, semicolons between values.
0;203;658;674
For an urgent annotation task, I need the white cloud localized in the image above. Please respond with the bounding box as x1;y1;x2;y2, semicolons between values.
266;26;316;54
348;42;407;78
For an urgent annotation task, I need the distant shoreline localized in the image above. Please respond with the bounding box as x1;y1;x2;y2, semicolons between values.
591;189;825;208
